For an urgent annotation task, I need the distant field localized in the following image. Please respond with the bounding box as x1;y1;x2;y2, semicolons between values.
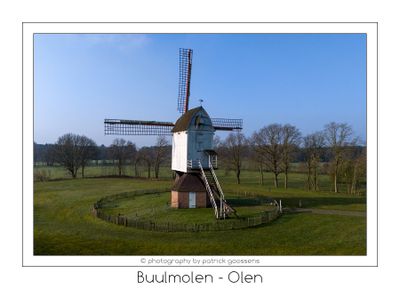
34;164;365;195
34;164;174;180
34;167;366;255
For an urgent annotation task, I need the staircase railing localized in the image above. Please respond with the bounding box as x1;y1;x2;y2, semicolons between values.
210;155;218;168
198;160;219;218
208;156;226;218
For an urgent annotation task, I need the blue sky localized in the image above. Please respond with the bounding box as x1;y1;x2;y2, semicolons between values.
34;33;366;147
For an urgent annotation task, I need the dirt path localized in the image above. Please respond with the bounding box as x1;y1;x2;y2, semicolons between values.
289;208;366;217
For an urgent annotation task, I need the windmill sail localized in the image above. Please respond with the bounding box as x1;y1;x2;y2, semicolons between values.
211;118;243;131
104;119;174;135
104;117;243;135
177;48;193;114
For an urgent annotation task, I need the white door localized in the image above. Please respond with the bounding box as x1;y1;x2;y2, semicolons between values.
189;192;196;208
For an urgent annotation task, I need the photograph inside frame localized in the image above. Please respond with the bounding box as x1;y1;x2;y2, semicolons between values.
32;32;367;257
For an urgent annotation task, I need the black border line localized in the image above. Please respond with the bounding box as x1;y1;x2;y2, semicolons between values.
22;22;24;268
23;22;378;268
376;22;379;267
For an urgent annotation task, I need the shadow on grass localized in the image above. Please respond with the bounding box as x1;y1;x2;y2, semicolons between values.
225;195;365;209
277;196;365;209
225;197;267;207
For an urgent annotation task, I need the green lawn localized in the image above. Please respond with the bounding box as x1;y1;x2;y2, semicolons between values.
100;191;277;223
34;170;366;255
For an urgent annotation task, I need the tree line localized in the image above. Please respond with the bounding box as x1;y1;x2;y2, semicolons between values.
34;121;366;194
215;122;365;194
34;134;170;179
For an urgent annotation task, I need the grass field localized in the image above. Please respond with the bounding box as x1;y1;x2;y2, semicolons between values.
34;167;366;255
100;191;277;223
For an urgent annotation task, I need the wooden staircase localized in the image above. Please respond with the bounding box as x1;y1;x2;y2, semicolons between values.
198;158;237;219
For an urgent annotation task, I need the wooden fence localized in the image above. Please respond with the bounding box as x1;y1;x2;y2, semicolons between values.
93;189;281;232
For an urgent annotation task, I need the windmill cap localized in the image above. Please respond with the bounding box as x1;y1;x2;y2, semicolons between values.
171;106;214;133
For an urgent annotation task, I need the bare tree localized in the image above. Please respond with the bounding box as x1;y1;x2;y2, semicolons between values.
79;136;97;178
109;138;135;176
40;144;56;166
281;124;301;189
126;143;138;177
223;132;247;184
252;124;283;188
249;134;264;185
137;147;153;179
303;131;325;191
53;133;82;178
134;157;141;177
324;122;353;193
34;142;40;166
352;148;366;195
213;135;222;149
153;136;169;179
341;146;366;195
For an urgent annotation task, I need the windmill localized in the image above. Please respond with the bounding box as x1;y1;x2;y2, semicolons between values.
104;48;243;219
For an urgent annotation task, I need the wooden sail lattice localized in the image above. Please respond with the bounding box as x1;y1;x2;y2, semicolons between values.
104;119;174;135
177;48;193;114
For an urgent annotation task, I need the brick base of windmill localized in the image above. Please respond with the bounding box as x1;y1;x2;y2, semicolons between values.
171;173;210;208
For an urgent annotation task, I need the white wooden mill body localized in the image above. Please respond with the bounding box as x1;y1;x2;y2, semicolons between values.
171;106;217;172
